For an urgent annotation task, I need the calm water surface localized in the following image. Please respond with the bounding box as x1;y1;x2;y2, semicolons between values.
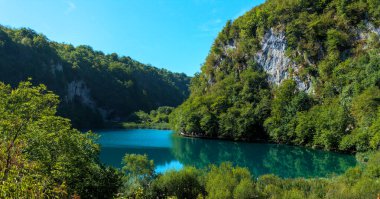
97;129;357;178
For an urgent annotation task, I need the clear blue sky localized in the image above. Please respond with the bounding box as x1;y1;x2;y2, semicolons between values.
0;0;265;76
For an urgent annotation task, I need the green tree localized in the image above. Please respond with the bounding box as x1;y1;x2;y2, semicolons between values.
264;79;311;143
205;163;258;199
0;81;121;198
121;154;155;198
150;167;204;199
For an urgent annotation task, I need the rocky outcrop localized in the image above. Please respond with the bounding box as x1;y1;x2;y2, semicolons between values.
253;23;379;92
255;28;311;91
223;39;237;52
357;22;380;45
65;80;112;120
66;80;96;108
361;22;380;38
367;23;380;36
50;61;63;76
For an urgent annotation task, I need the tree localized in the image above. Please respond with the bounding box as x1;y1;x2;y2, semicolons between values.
150;167;204;199
205;163;258;199
264;79;311;143
0;81;121;198
121;154;155;198
351;87;380;127
0;81;59;181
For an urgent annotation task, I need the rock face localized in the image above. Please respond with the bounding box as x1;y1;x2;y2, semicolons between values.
66;80;95;108
366;23;380;35
357;22;380;43
366;22;380;36
255;28;311;91
65;80;111;120
253;24;380;92
255;28;292;85
50;62;63;76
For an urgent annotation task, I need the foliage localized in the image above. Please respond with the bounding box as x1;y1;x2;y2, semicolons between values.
0;81;122;198
171;0;380;152
118;151;380;199
120;122;171;130
121;106;174;129
120;154;155;198
205;163;259;199
264;79;312;143
0;25;190;129
150;167;204;199
170;68;271;141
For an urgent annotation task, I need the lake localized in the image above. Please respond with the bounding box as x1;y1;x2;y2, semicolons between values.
97;129;357;178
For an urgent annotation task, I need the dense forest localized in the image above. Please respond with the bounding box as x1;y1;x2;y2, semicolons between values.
1;81;380;198
2;0;380;198
0;25;190;128
170;0;380;152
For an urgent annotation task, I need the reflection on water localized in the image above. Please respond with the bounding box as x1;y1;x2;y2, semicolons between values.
97;129;357;178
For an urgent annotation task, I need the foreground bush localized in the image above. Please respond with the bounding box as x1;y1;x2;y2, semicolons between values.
120;152;380;199
0;81;122;198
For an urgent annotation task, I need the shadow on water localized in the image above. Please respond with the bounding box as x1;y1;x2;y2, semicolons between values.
171;136;357;178
97;129;357;178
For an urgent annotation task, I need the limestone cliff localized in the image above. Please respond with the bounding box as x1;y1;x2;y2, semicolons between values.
255;28;311;91
66;80;95;109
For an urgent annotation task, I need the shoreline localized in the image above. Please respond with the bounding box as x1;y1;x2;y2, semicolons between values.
88;125;358;155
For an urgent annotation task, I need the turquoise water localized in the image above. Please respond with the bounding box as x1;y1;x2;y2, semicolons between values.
97;129;357;178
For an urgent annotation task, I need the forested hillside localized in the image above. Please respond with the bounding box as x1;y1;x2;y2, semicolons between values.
2;0;380;198
2;80;380;199
171;0;380;152
0;25;190;128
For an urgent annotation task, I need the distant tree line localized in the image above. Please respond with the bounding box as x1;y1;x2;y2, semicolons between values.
0;25;190;129
120;106;174;129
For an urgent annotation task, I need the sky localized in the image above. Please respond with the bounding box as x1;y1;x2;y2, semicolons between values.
0;0;265;76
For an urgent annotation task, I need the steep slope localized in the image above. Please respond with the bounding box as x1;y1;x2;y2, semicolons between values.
170;0;380;152
0;25;190;128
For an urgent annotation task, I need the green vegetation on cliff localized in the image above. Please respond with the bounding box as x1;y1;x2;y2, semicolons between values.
0;25;190;129
171;0;380;152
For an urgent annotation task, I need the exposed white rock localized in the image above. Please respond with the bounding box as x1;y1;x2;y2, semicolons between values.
255;28;311;91
50;63;63;76
66;80;95;108
65;80;111;120
367;23;380;35
224;40;237;52
357;22;380;42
